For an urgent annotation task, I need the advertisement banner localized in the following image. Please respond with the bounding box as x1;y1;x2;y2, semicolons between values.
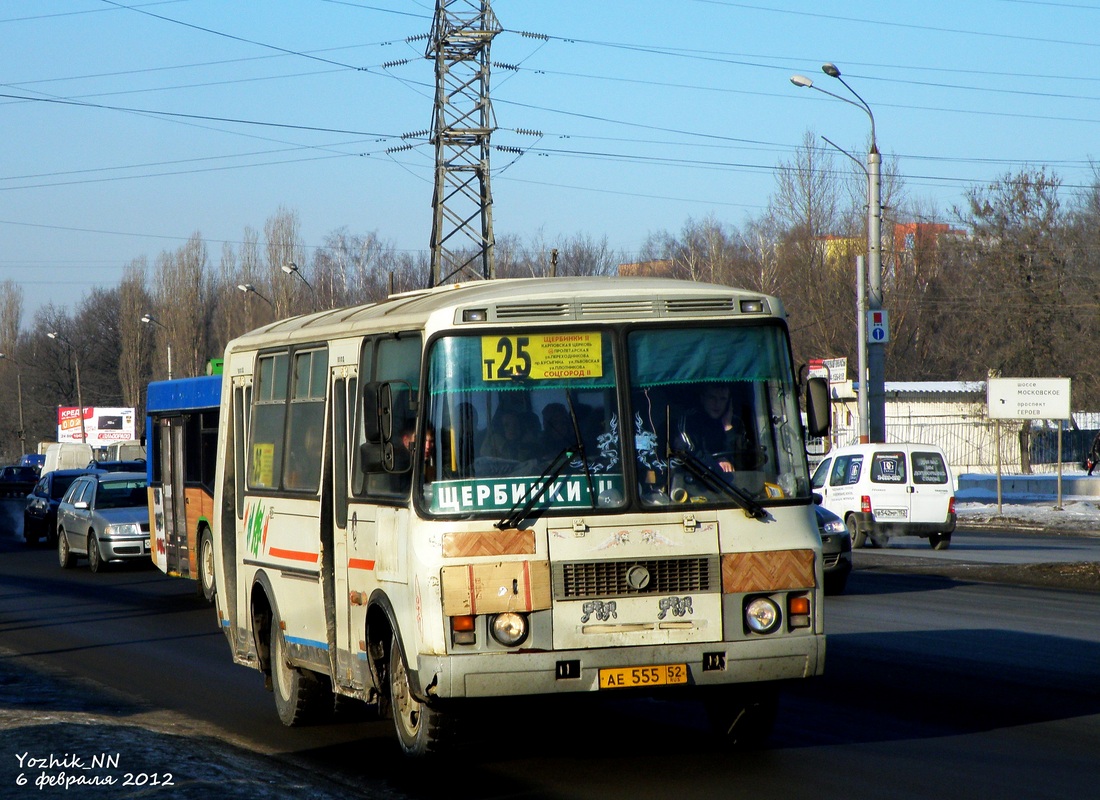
57;407;137;444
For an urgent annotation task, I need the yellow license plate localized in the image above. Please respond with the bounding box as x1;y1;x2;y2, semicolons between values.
599;664;688;689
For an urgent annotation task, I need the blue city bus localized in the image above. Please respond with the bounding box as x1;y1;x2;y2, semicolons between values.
146;367;222;602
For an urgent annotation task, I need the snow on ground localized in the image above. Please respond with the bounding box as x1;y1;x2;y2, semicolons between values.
957;471;1100;532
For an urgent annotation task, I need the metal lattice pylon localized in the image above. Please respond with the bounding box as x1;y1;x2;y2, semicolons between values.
426;0;500;286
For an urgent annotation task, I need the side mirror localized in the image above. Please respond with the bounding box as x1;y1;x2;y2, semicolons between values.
805;377;830;438
361;382;381;443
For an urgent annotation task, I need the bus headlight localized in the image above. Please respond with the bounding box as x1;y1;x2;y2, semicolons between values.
490;612;529;647
744;597;781;634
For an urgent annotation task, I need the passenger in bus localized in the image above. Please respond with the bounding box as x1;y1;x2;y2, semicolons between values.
481;409;540;461
675;382;749;473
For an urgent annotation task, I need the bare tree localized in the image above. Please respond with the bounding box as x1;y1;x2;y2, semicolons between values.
154;234;208;379
264;207;306;318
118;260;150;412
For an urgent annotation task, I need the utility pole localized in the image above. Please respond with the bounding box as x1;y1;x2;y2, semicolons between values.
426;0;500;286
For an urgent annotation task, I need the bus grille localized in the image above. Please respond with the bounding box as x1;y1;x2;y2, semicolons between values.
495;302;571;320
662;297;742;315
554;556;718;599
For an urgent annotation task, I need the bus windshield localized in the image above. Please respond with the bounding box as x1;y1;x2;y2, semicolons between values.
628;324;811;506
422;322;810;517
423;330;623;516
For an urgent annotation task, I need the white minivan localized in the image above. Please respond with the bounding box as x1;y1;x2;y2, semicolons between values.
811;442;956;550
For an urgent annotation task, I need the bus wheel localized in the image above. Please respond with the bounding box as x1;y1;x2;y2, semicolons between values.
197;528;216;603
846;516;866;549
270;616;326;726
705;685;778;750
389;636;449;756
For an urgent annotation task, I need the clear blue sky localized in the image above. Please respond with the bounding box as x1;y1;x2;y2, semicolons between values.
3;0;1098;319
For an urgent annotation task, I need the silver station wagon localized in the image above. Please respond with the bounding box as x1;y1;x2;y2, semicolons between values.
57;471;150;573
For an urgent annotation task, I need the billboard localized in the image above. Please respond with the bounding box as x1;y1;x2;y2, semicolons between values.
57;407;137;445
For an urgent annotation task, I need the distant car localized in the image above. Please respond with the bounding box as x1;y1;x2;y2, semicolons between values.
816;503;852;595
23;467;100;545
18;453;45;473
0;464;39;498
56;472;150;573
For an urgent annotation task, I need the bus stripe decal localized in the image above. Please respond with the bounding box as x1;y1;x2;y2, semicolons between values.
348;558;376;571
522;561;533;612
268;547;319;563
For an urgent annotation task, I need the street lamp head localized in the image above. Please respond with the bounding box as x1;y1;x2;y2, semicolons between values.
822;62;841;78
281;263;298;276
237;284;253;293
790;74;813;88
141;313;153;324
47;331;58;340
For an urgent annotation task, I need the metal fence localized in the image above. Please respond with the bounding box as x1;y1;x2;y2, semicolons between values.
830;414;1093;475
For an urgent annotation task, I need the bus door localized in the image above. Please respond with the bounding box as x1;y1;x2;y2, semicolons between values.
330;363;366;691
157;416;190;577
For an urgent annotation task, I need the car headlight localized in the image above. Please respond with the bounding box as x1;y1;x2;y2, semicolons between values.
104;523;142;537
823;518;846;535
490;612;529;647
744;597;781;634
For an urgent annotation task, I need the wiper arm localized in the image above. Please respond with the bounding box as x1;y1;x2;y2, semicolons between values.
495;446;576;531
668;447;770;521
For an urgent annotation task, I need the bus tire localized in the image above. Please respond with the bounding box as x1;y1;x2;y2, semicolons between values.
270;616;326;727
389;636;450;756
197;527;216;603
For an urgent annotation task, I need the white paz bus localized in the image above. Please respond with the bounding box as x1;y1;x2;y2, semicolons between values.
211;277;830;755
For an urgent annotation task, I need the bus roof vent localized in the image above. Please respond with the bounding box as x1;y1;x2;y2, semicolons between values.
579;299;657;318
494;301;572;320
663;297;740;315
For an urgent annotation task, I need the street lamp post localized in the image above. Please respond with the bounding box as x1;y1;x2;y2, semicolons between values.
0;353;27;455
281;262;317;311
46;331;87;444
237;283;274;308
140;313;173;380
790;63;886;442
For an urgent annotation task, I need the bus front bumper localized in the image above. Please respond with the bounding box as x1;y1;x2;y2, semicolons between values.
416;634;825;699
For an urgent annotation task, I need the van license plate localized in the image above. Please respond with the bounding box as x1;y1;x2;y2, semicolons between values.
599;664;687;689
876;508;907;519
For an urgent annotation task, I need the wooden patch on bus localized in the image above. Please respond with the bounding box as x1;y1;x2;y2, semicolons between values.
441;560;551;616
442;529;536;558
721;549;816;593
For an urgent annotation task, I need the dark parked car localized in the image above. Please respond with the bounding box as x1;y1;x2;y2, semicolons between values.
816;503;853;595
57;471;150;573
23;468;99;545
0;464;39;498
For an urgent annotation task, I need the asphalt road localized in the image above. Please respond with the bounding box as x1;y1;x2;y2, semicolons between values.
1;501;1099;799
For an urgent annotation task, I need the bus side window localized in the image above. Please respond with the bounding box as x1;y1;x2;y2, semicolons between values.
250;352;288;489
283;348;328;492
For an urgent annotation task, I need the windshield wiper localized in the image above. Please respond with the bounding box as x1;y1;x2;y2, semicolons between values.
495;446;576;531
668;447;770;521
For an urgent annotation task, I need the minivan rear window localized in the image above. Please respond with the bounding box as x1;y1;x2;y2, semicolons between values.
871;452;907;483
911;451;949;484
